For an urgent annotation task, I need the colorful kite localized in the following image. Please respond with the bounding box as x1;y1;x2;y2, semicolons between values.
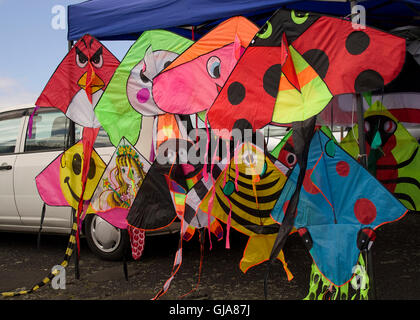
126;137;224;299
35;34;119;128
153;16;259;116
181;141;292;277
89;138;151;259
152;113;188;160
90;138;150;226
206;9;406;138
271;129;408;290
318;51;420;127
341;101;420;211
36;141;106;213
126;137;222;237
94;30;193;146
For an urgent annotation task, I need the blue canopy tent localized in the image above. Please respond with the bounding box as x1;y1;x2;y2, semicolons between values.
67;0;420;41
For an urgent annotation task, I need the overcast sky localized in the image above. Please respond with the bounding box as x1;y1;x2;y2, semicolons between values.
0;0;132;109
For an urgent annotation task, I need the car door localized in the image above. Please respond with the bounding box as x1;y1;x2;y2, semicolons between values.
14;107;115;232
13;108;72;231
0;109;26;226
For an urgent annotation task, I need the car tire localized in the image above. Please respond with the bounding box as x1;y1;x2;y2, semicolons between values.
84;214;130;261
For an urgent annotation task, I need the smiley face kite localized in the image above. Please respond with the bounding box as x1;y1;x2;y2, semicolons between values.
36;141;106;213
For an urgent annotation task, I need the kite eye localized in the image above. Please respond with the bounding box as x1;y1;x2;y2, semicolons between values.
87;158;96;180
90;47;103;68
383;119;397;134
75;47;88;68
256;22;272;39
163;60;173;70
207;56;221;79
291;10;309;24
139;67;151;83
286;152;297;167
72;153;82;175
364;120;370;132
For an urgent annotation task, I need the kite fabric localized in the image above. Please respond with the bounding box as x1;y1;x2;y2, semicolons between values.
35;34;120;128
183;141;293;277
89;137;151;228
207;11;328;138
126;136;225;299
152;113;188;159
94;30;194;146
152;16;259;116
271;129;408;287
207;9;406;137
89;137;151;259
126;138;193;232
318;51;420;127
35;141;106;214
341;101;420;212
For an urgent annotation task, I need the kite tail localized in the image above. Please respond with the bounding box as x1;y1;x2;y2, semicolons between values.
304;254;369;300
152;222;184;300
233;141;241;191
225;196;232;249
76;128;99;254
209;218;224;241
203;113;211;182
179;228;205;299
1;217;78;297
206;136;220;250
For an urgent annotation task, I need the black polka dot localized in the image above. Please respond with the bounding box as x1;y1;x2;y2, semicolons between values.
346;31;370;55
232;119;253;142
227;82;246;105
263;64;282;98
302;49;329;79
354;70;384;92
232;118;252;131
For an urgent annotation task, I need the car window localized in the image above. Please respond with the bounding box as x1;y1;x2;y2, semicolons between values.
25;110;68;152
75;124;113;148
0;111;24;154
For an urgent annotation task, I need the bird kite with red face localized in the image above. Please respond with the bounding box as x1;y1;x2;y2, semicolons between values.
35;34;120;128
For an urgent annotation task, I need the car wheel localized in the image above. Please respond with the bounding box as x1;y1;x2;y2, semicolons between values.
84;214;130;261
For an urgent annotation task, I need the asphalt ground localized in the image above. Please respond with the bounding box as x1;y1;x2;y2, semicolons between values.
0;212;419;304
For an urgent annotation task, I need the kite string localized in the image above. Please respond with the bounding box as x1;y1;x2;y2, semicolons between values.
206;136;220;250
178;229;205;299
222;141;232;249
351;94;359;146
233;141;241;191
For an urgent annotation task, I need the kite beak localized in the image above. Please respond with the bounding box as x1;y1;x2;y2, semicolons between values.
78;71;105;94
216;84;222;93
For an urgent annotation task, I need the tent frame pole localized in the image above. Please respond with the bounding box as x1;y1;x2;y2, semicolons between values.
67;39;80;281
